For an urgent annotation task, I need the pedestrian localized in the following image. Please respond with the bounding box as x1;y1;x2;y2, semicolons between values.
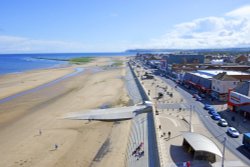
139;150;144;158
39;129;42;136
139;142;144;148
132;150;136;156
159;125;161;130
186;161;191;167
168;131;171;138
54;144;58;150
231;116;235;121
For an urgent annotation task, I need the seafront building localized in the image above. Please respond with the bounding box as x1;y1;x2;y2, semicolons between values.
182;70;250;101
135;52;250;102
211;71;250;101
228;81;250;119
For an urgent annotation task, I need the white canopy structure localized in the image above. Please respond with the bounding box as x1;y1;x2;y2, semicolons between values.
183;132;222;157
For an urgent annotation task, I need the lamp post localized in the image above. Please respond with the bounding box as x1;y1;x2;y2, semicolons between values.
222;137;227;167
189;105;193;132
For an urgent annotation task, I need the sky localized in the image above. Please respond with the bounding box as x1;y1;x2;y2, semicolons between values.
1;0;250;53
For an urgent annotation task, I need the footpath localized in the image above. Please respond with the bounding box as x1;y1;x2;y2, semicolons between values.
125;62;160;167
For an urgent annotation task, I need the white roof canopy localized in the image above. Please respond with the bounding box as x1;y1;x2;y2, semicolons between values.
183;132;222;157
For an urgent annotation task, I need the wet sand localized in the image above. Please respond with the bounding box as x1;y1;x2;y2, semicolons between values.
0;57;130;167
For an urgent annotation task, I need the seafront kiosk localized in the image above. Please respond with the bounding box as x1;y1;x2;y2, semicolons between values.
182;132;222;163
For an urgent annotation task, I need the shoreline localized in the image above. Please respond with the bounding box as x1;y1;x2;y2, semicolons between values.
0;53;134;76
0;67;84;104
0;65;76;100
0;62;72;77
0;56;125;100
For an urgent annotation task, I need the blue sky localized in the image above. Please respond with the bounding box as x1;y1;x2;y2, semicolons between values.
1;0;250;53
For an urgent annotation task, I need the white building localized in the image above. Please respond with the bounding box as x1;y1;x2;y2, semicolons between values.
211;59;224;65
211;71;250;101
183;70;250;101
228;81;250;119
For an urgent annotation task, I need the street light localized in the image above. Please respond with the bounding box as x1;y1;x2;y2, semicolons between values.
222;137;227;167
189;105;193;132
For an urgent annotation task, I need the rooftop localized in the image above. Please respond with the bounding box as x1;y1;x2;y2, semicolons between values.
190;70;250;79
183;132;222;157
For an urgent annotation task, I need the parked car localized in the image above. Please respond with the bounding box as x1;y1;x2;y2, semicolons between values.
208;109;217;115
227;127;240;138
218;119;228;127
194;94;202;101
199;94;206;98
212;114;221;120
204;104;214;110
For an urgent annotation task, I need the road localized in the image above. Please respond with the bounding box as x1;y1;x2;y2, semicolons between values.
159;76;250;165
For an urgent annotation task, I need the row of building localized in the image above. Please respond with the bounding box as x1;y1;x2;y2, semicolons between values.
135;52;250;118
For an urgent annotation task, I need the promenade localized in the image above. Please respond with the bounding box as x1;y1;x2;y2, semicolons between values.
125;62;160;167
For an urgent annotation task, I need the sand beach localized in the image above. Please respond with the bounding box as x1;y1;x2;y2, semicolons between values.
0;57;130;167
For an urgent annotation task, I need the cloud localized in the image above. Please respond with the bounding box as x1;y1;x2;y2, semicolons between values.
226;5;250;18
138;5;250;49
0;35;92;53
0;35;131;53
2;5;250;53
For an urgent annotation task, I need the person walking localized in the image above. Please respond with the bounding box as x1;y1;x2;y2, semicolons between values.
54;144;58;150
39;129;42;136
186;161;191;167
168;131;171;138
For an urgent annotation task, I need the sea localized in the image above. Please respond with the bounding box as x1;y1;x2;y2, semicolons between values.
0;52;133;75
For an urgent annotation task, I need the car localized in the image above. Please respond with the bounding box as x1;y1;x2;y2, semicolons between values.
200;94;206;98
218;119;228;127
227;127;240;138
207;107;215;111
197;97;202;101
204;104;214;110
204;104;210;107
195;95;202;101
208;109;217;115
212;114;221;120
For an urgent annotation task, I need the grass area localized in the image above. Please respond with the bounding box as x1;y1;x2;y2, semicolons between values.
112;60;123;67
69;57;94;64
